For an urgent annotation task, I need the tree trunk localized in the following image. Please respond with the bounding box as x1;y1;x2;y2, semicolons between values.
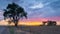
15;19;18;27
15;22;18;27
13;16;18;27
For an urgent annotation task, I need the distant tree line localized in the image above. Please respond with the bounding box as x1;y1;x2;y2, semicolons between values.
42;21;57;26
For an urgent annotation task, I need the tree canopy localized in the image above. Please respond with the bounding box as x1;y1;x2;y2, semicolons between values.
3;3;27;26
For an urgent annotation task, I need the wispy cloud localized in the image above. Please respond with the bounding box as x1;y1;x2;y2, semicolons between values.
29;0;59;9
29;3;44;9
0;10;4;20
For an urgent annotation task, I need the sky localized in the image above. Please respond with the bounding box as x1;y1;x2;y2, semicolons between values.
0;0;60;22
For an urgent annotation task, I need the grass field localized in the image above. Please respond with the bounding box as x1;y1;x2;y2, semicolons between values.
1;26;60;34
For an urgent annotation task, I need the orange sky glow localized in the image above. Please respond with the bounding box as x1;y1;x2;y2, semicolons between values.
0;17;60;26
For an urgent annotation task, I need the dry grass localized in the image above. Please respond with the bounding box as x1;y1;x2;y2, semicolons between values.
1;26;60;34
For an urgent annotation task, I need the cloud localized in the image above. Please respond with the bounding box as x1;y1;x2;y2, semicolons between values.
29;3;44;9
0;0;60;19
28;6;57;18
0;10;4;20
29;0;59;9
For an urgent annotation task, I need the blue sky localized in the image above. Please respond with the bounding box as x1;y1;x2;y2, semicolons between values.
0;0;60;20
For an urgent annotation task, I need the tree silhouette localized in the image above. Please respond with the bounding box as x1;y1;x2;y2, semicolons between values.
3;3;27;27
42;21;47;25
47;21;57;26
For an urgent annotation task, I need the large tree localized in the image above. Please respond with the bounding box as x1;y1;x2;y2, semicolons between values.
3;3;27;26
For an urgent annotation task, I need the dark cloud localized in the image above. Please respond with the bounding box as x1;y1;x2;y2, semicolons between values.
49;0;60;17
50;0;60;10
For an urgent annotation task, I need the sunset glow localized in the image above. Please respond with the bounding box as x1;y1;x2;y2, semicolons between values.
0;17;60;26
